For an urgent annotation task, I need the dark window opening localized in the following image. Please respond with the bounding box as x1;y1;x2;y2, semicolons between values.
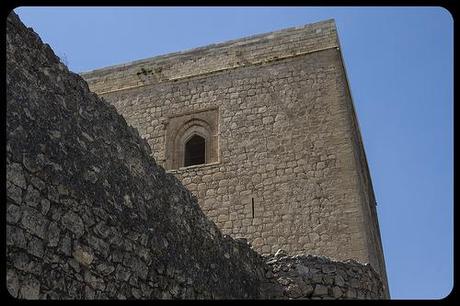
184;135;206;167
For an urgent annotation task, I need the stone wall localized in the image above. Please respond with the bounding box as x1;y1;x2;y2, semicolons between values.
260;251;386;299
81;18;388;294
6;12;386;300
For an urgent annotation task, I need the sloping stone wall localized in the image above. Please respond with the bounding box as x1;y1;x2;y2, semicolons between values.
6;11;386;300
6;11;266;299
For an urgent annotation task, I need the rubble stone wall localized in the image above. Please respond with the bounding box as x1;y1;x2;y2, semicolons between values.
6;12;266;299
260;252;386;299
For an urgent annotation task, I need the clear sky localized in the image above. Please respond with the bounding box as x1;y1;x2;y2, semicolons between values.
13;6;453;299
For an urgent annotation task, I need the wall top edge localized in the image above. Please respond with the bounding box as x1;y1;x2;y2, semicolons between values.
80;19;337;78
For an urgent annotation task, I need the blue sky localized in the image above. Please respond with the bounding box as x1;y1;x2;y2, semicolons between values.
13;7;453;299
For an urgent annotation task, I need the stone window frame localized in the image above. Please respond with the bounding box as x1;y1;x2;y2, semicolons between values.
165;108;219;170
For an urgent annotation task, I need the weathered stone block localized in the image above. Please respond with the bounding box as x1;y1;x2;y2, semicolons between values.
61;211;85;238
7;269;20;298
20;208;48;239
19;275;41;299
73;247;94;266
7;203;22;224
312;284;329;297
7;163;27;189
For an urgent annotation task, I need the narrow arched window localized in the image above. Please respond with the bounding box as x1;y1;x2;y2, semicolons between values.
184;135;206;167
166;111;219;170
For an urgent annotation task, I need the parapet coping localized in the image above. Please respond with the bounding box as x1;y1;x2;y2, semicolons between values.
90;45;340;96
80;18;336;77
264;252;383;278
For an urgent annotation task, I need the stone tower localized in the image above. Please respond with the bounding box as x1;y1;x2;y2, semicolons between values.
81;19;389;294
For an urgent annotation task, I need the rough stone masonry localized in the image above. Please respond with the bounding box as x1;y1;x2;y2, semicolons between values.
81;15;389;295
6;11;387;299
